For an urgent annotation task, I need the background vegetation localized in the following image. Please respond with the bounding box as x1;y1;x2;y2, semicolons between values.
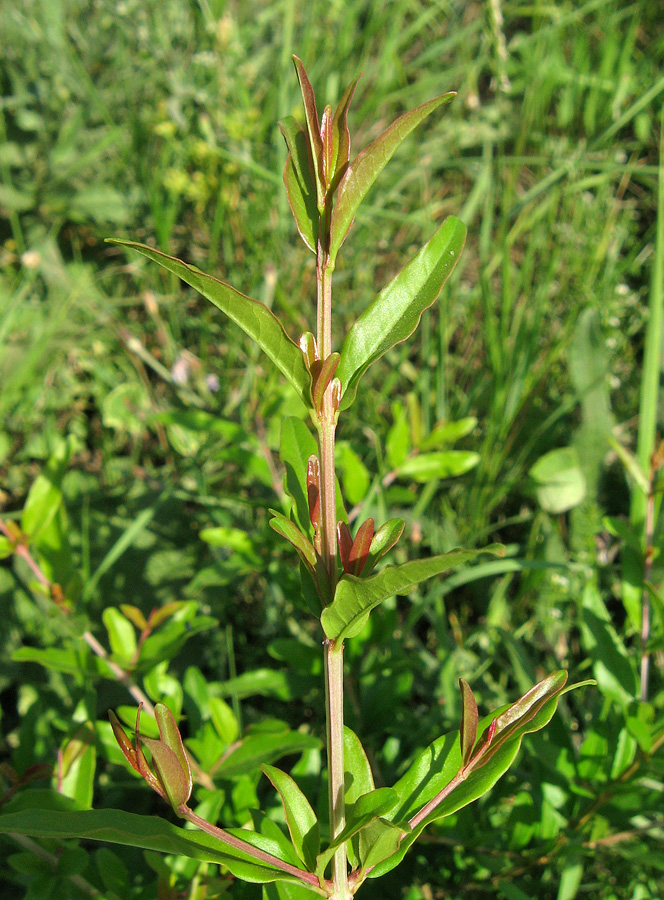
1;0;663;898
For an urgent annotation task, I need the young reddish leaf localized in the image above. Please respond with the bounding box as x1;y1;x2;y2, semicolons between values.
292;56;324;210
299;332;318;371
330;76;359;190
307;455;321;533
336;216;466;410
331;378;342;413
349;518;375;576
269;510;317;569
279;118;319;254
139;737;191;810
338;521;353;573
328;91;456;263
105;240;311;408
119;605;147;630
148;601;186;630
312;353;340;414
108;710;140;773
320;104;334;189
364;518;405;575
458;680;478;767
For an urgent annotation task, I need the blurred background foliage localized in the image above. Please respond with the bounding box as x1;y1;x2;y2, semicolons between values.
1;0;664;898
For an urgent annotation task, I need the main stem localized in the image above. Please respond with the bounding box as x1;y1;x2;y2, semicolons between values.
317;242;349;899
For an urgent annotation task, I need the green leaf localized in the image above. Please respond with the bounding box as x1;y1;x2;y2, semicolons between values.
155;704;192;800
336;442;370;506
60;726;97;809
315;789;398;877
336;216;466;410
280;417;318;533
459;680;478;767
344;727;375;804
397;451;479;482
262;765;320;871
370;673;573;878
209;696;239;745
139;736;190;809
21;438;71;541
0;808;301;885
321;545;503;641
106;240;310;406
418;417;478;450
0;535;12;559
269;510;317;569
328;93;456;262
102;607;137;666
279;117;319;253
357;817;403;874
529;447;587;514
365;518;405;575
215;728;321;779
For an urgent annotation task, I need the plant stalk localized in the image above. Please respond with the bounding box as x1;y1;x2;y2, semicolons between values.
317;233;349;897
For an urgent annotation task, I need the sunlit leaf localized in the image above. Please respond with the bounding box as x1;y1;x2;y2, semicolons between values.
106;240;310;406
262;765;320;871
328;93;456;262
336;216;466;410
321;545;503;641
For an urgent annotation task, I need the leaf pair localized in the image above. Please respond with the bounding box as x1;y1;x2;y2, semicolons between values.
109;703;192;811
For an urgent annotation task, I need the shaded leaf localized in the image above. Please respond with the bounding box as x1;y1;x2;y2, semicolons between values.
459;680;478;767
397;450;479;482
336;216;466;409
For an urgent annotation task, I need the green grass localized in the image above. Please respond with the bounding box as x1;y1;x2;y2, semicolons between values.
1;1;664;898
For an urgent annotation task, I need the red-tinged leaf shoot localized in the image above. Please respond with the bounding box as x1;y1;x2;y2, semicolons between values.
108;710;140;773
155;704;192;803
307;455;321;550
331;378;342;414
299;332;318;371
313;353;340;415
459;679;479;767
330;76;359;191
321;104;334;190
292;56;325;211
349;518;375;576
338;521;353;573
139;736;191;811
468;717;497;771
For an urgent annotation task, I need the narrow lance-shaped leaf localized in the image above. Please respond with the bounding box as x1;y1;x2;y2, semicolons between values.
458;680;478;767
336;216;466;410
262;765;320;872
348;518;374;576
105;240;310;407
292;56;324;211
155;703;192;802
330;76;359;190
321;545;504;642
328;91;456;263
279;118;319;254
269;511;317;570
364;518;405;575
0;808;315;887
368;672;583;880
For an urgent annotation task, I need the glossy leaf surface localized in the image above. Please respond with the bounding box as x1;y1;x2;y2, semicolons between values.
262;765;320;871
321;545;503;641
328;93;455;262
0;808;303;885
106;240;310;406
280;117;319;253
336;216;466;410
